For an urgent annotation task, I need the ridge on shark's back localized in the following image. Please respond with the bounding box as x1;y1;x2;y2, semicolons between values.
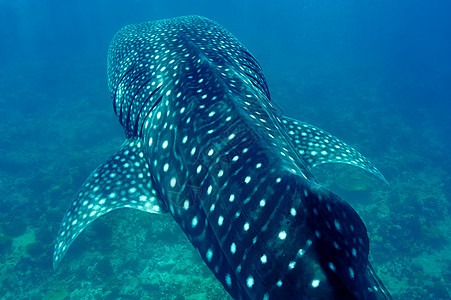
54;16;391;299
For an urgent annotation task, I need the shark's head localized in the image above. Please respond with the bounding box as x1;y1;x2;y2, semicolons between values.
107;16;269;141
54;15;391;300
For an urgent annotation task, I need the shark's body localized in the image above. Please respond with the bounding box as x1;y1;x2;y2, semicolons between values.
54;16;391;299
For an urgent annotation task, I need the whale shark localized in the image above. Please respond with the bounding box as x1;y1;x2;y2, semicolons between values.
53;16;391;299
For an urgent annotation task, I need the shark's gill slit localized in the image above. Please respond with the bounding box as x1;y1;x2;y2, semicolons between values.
239;50;270;97
124;71;154;131
113;64;137;117
138;94;164;137
130;84;162;136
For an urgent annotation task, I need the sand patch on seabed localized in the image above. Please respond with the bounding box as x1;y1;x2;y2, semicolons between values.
12;226;36;255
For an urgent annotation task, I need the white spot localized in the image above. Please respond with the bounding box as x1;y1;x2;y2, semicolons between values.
183;200;190;210
256;163;262;168
207;185;213;195
278;231;287;240
206;249;213;262
225;273;232;287
162;140;168;149
229;194;235;202
328;262;336;272
276;280;283;287
334;219;341;231
218;216;224;226
170;177;176;187
276;177;281;183
163;163;169;172
243;222;249;231
230;243;236;254
259;199;266;207
290;207;297;217
246;276;254;288
197;165;202;173
260;254;267;264
311;279;320;288
218;170;224;177
228;133;235;140
244;176;251;184
208;149;214;156
192;216;198;228
288;261;296;270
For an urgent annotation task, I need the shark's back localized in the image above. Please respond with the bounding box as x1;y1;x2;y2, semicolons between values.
54;16;391;300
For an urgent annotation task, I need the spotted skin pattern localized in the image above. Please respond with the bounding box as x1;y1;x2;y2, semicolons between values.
54;16;391;300
281;117;388;184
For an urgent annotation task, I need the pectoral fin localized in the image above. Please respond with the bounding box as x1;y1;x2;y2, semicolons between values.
53;138;166;269
281;117;388;184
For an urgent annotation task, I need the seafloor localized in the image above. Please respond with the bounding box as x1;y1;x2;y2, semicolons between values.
0;58;450;300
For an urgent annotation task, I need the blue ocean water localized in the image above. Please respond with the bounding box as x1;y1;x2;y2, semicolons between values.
0;0;450;299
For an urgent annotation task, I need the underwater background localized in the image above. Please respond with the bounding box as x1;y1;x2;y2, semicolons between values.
1;0;450;299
